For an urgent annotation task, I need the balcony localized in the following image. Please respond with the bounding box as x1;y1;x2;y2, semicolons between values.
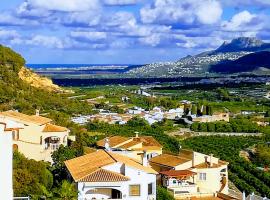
168;182;197;197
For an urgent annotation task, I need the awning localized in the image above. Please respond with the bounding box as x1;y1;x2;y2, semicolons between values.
160;170;196;180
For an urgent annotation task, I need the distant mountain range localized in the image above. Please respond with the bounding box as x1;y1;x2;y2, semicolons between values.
127;37;270;77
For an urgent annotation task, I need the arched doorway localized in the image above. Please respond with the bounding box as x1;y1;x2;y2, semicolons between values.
13;144;18;151
112;189;122;199
44;136;60;150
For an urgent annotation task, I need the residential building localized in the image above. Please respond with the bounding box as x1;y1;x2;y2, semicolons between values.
192;113;229;123
65;149;158;200
0;110;70;162
149;149;229;198
0;120;15;200
97;135;163;162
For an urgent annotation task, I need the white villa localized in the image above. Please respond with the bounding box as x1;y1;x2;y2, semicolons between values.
149;149;229;198
65;149;158;200
0;110;70;162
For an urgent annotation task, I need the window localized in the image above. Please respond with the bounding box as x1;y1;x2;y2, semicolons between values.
129;185;140;196
199;173;207;181
148;183;153;195
17;131;19;140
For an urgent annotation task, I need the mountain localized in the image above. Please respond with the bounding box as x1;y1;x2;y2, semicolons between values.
210;51;270;73
215;37;270;53
126;37;270;77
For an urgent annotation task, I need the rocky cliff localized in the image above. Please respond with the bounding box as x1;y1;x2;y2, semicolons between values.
18;66;68;93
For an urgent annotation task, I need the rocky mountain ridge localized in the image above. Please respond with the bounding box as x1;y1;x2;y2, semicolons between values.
127;37;270;77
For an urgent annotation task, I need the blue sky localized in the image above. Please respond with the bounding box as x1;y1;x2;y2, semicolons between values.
0;0;270;64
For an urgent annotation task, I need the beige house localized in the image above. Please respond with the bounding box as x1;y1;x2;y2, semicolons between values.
149;149;229;198
0;110;70;162
192;113;230;123
97;135;163;162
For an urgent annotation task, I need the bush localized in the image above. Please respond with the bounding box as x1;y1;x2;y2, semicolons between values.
157;186;175;200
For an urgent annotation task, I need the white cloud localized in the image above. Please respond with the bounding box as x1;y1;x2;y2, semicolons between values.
0;12;39;26
63;11;101;27
11;35;65;49
25;0;101;12
103;0;138;6
221;11;264;35
0;29;20;41
139;34;161;46
222;0;270;7
70;31;107;41
140;0;222;25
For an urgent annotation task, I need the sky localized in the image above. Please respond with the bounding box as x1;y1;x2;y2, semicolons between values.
0;0;270;64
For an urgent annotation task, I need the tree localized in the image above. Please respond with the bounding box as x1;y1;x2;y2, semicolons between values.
202;105;207;115
53;180;78;200
207;106;213;116
191;105;197;115
13;151;53;198
255;144;270;167
51;145;79;183
157;186;174;200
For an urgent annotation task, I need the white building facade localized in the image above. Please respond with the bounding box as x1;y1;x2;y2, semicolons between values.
65;150;158;200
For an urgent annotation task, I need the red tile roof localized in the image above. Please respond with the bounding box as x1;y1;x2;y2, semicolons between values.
79;168;130;182
160;170;196;179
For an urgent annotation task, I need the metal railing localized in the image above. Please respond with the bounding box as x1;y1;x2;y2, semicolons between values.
14;197;30;200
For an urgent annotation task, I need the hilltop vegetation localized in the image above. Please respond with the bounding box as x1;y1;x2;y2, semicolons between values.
0;44;93;124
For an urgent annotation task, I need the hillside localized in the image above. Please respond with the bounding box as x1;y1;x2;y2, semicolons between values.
0;45;92;120
210;51;270;73
126;37;270;77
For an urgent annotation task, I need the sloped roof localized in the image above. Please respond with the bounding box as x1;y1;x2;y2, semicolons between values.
133;136;162;147
117;140;142;149
97;135;162;149
150;153;191;168
96;136;130;148
160;170;196;179
42;124;69;132
65;150;157;182
79;168;130;182
0;110;52;125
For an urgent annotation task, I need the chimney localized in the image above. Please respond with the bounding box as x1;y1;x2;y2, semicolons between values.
104;138;111;151
135;132;139;138
192;151;195;167
35;109;40;116
210;154;213;167
142;150;148;166
204;156;210;168
242;191;246;200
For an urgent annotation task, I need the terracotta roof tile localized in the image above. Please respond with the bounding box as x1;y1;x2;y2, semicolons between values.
150;154;191;168
117;140;142;149
79;168;130;182
65;150;157;182
160;170;196;179
97;135;162;149
96;136;130;148
65;150;116;181
0;110;52;125
133;136;162;147
42;124;69;132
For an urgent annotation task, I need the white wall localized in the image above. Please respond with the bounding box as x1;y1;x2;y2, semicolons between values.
0;126;13;200
78;162;157;200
